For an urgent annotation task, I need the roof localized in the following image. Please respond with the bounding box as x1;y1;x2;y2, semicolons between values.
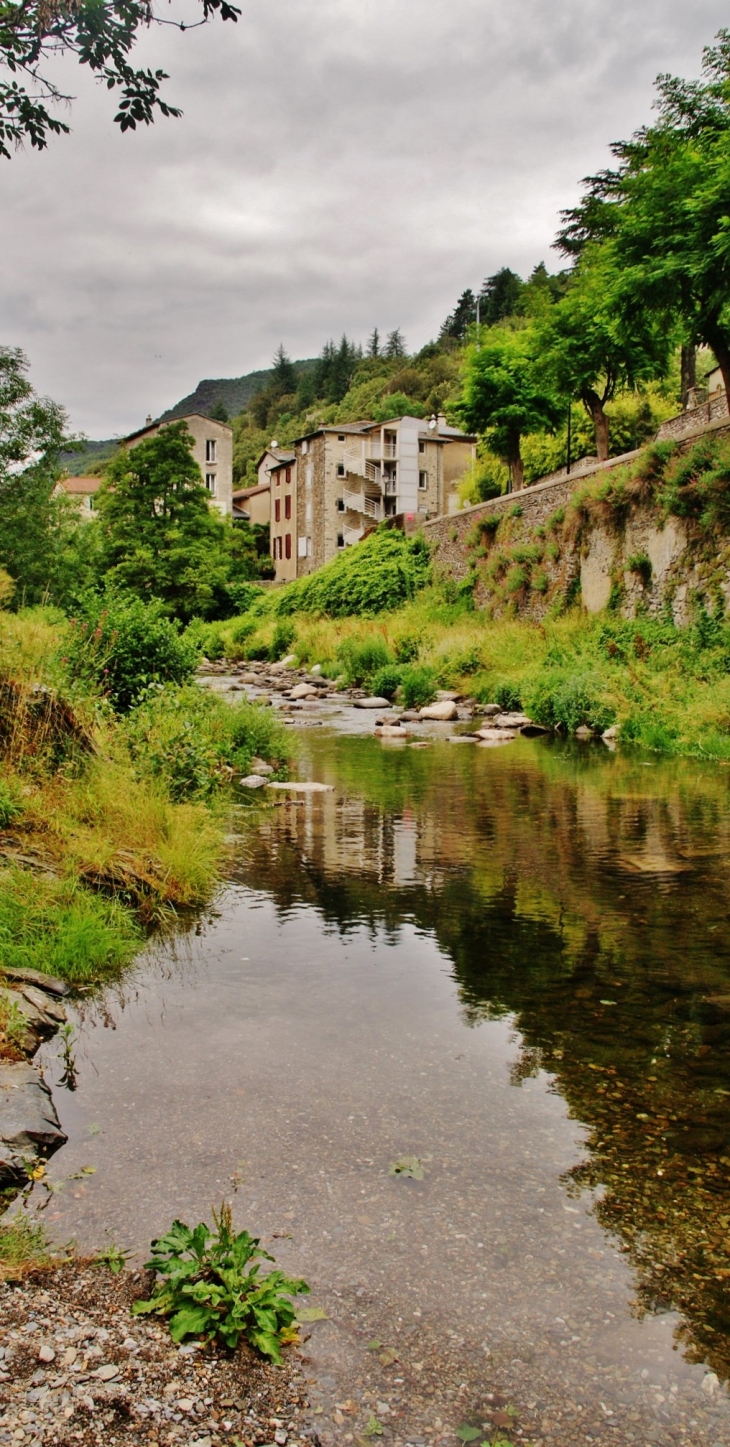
269;457;296;474
232;504;251;520
291;421;374;445
59;476;102;495
232;483;271;500
254;447;295;471
125;412;233;444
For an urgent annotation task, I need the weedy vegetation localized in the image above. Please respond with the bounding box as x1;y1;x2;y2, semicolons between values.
132;1202;309;1361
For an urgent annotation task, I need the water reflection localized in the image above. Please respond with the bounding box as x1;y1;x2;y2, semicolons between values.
238;735;730;1379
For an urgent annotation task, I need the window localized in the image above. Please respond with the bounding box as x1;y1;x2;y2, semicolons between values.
205;472;217;494
419;439;425;453
337;463;345;477
285;466;291;484
301;439;309;455
205;439;216;463
337;533;345;549
285;534;292;560
419;471;428;490
274;498;281;522
305;502;312;522
338;434;345;442
337;498;345;512
284;495;292;519
298;536;307;558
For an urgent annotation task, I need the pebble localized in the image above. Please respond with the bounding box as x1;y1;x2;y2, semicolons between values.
37;1345;55;1363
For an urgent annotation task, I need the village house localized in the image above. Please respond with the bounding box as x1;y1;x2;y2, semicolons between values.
269;414;476;582
232;482;271;525
54;475;102;518
123;413;234;516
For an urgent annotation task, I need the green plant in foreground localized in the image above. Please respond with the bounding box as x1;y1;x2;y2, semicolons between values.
0;1213;51;1278
0;781;22;830
132;1202;309;1361
94;1242;133;1274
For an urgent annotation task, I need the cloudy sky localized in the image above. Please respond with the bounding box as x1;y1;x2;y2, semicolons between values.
0;0;726;438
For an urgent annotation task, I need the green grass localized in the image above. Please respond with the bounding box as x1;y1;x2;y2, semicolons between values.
0;867;141;985
0;1213;53;1278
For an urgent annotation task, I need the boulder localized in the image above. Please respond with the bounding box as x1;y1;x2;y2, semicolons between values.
448;735;478;743
18;986;67;1026
602;726;618;740
419;701;459;722
1;967;69;998
0;1061;67;1186
575;725;594;740
353;697;391;709
250;758;275;775
240;673;259;685
435;690;461;702
493;712;533;730
266;781;334;792
475;728;517;742
240;775;267;789
378;725;409;739
281;655;298;667
289;683;319;700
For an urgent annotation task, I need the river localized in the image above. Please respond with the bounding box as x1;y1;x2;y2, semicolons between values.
34;722;730;1445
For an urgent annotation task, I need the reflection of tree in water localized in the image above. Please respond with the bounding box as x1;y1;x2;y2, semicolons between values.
238;741;730;1379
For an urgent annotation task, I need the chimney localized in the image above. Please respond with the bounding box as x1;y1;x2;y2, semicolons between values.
437;413;447;431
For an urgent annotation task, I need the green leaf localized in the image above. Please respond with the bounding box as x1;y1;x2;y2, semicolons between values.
457;1428;481;1443
388;1155;425;1179
296;1306;328;1322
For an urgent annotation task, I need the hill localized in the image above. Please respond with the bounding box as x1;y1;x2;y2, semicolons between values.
157;359;317;424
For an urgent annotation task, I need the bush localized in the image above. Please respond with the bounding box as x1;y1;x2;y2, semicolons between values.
67;594;198;713
132;1202;308;1361
336;636;392;686
494;681;522;710
184;619;226;661
270;620;296;661
276;530;431;618
371;665;404;700
230;616;258;647
0;780;22;829
400;665;436;708
525;668;614;734
125;686;290;801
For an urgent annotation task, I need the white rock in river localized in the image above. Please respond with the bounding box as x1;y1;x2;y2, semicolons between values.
493;712;533;729
266;781;334;792
240;775;267;789
419;700;458;721
289;683;319;699
354;697;391;709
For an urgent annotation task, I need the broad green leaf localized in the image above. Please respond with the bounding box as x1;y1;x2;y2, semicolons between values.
296;1306;328;1322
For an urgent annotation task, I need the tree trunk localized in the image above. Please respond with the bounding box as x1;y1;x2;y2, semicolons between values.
680;344;696;408
506;432;524;491
583;388;609;461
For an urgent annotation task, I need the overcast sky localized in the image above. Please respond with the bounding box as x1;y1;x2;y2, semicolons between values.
0;0;726;438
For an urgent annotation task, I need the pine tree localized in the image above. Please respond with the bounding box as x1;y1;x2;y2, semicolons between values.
385;328;407;359
368;327;380;358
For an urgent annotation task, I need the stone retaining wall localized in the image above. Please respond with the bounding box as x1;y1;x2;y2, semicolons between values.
422;414;730;623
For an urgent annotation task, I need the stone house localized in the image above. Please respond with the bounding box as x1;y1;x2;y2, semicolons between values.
269;415;476;581
54;475;102;518
124;413;233;516
255;445;296;490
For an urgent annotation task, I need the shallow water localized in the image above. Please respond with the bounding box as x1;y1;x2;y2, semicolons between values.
35;732;730;1443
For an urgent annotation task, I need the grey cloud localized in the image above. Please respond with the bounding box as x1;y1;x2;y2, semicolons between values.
0;0;726;435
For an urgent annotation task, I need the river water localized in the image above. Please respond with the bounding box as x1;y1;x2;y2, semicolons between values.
34;725;730;1445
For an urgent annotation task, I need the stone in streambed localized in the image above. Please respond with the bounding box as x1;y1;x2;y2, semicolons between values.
289;683;319;700
1;967;69;998
240;775;267;789
475;728;517;742
378;725;409;739
493;712;533;730
419;700;458;721
353;697;391;709
250;758;274;775
0;1061;67;1185
266;781;334;792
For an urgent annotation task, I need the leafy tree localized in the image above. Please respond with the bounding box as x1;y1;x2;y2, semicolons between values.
97;422;233;621
0;346;66;479
384;329;407;359
368;327;381;358
208;400;229;423
557;31;730;403
478;268;524;326
439;289;476;344
539;246;672;459
0;0;239;158
457;328;561;490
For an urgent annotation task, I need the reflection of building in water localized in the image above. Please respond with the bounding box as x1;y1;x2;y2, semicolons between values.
262;794;423;889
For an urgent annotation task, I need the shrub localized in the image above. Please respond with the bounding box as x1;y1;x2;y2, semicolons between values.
336;636;392;686
400;665;436;708
0;780;22;829
494;681;522;711
270;620;296;661
276;530;431;618
505;564;527;595
67;594;198;713
125;686;290;800
525;668;614;734
132;1202;308;1362
393;632;420;663
626;552;652;586
371;665;404;700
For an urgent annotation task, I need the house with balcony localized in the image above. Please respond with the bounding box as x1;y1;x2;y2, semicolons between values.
273;415;476;580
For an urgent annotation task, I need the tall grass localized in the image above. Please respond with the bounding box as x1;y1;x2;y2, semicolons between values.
0;866;141;984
